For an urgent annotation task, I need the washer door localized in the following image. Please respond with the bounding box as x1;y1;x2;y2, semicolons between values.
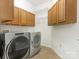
6;36;29;59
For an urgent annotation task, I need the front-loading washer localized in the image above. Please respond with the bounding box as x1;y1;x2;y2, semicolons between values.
30;32;41;57
1;32;30;59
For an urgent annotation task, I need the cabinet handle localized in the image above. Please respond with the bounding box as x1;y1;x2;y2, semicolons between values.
1;20;13;23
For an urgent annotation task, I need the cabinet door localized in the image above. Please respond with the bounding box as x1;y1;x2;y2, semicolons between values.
65;0;77;23
11;7;19;25
24;12;35;26
58;0;65;23
52;4;57;25
48;9;52;25
20;9;27;26
31;14;35;26
24;11;29;26
26;12;33;26
0;0;14;20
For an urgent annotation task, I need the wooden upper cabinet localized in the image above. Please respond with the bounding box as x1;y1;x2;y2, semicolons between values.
0;0;14;21
48;0;77;25
2;6;35;26
11;7;35;26
0;0;35;26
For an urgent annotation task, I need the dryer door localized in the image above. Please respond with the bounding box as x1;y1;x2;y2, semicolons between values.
33;33;41;48
6;36;29;59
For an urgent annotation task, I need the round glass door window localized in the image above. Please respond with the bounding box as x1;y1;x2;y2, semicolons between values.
6;36;29;59
33;34;41;48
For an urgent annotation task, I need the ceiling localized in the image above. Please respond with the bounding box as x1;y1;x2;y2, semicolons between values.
28;0;49;6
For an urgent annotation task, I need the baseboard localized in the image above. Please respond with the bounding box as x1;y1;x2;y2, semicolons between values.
41;43;65;59
51;47;64;59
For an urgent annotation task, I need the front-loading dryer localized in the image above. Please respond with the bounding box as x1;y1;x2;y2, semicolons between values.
30;32;41;57
2;32;30;59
